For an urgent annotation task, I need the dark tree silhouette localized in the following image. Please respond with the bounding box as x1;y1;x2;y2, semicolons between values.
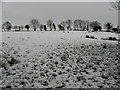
90;21;101;32
2;21;12;31
44;25;47;31
58;24;64;31
112;28;118;33
30;19;40;31
104;22;113;32
39;24;44;31
18;26;21;31
60;21;66;32
86;21;90;31
117;25;120;33
53;23;56;31
25;24;30;31
98;26;102;31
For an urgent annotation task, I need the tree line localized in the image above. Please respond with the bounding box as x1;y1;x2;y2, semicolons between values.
1;19;119;33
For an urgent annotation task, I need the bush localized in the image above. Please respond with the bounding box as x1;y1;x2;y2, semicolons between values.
101;37;117;41
86;35;97;39
108;37;117;41
112;37;117;41
108;37;113;40
86;35;89;38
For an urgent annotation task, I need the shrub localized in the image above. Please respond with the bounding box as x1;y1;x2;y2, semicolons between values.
108;37;113;40
108;37;117;41
85;35;89;38
112;37;117;41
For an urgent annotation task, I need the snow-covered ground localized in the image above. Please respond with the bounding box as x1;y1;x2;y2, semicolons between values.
0;31;119;88
2;31;119;45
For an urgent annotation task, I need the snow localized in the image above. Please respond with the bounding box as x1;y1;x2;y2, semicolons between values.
1;31;119;88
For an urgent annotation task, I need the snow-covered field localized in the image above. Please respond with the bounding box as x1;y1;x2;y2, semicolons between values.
0;31;119;88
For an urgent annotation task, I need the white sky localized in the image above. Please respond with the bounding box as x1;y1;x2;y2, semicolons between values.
1;2;118;26
1;0;118;2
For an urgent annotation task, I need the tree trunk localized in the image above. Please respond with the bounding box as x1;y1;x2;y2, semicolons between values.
34;28;36;31
50;28;52;31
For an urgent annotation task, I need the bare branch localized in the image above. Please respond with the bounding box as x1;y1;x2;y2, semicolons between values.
110;0;120;10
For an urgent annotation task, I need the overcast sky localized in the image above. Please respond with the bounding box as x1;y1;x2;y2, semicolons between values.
2;2;118;26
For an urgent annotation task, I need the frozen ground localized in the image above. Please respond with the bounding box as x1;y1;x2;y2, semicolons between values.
0;31;119;88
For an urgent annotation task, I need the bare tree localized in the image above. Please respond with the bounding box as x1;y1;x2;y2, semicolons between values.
80;20;87;31
111;0;120;10
20;25;24;31
73;19;87;31
111;0;120;33
47;19;54;31
60;21;66;32
2;24;6;31
73;19;85;31
2;21;12;32
78;20;83;30
18;26;21;31
53;23;56;31
43;25;47;31
66;19;72;33
73;20;79;31
85;20;90;31
90;21;101;32
39;24;44;31
58;24;63;31
104;22;113;32
13;25;18;31
30;19;40;31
